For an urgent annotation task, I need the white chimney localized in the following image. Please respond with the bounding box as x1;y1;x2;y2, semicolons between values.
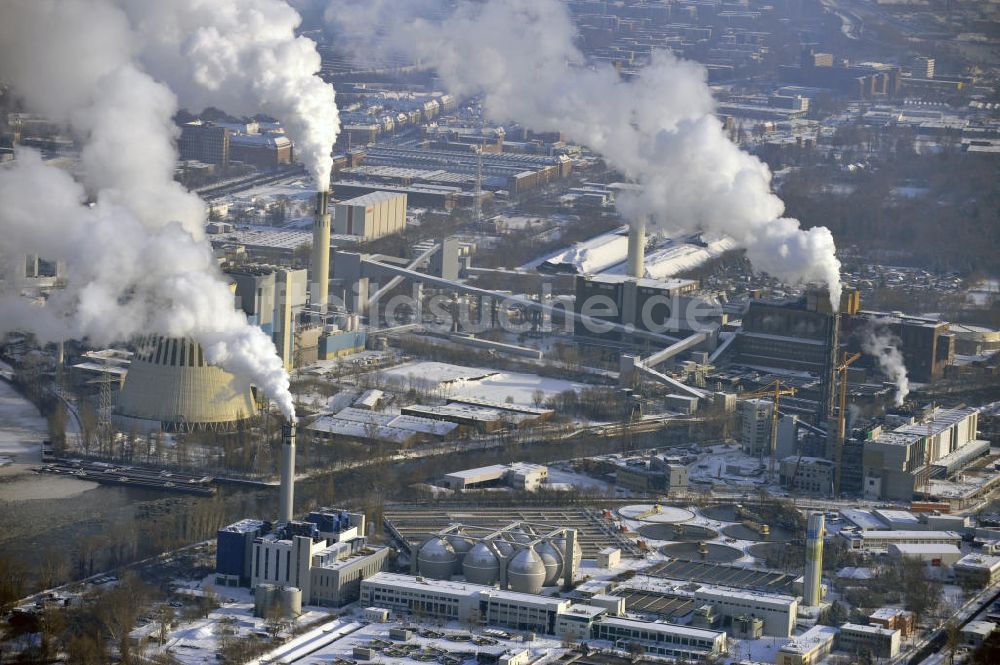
626;217;647;279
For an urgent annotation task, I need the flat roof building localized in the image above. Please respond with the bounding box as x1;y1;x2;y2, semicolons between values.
776;625;838;665
694;586;798;637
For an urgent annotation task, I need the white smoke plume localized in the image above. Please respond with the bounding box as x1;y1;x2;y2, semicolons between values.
862;325;910;407
323;0;842;307
0;0;295;420
120;0;339;190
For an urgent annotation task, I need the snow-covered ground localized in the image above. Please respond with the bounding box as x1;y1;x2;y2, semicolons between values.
371;361;588;406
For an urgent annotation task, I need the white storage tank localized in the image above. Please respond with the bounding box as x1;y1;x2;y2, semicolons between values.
506;547;546;594
463;542;501;585
417;537;458;580
279;586;302;617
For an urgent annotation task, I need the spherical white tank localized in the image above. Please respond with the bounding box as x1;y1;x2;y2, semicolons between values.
417;537;458;580
463;542;501;585
506;547;546;594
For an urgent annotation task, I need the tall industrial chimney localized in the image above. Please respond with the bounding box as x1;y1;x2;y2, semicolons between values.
803;512;825;606
311;191;332;312
626;216;646;279
279;422;297;524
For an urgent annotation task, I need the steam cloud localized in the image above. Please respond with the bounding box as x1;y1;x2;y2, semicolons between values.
0;0;299;419
862;325;910;407
121;0;339;190
323;0;842;307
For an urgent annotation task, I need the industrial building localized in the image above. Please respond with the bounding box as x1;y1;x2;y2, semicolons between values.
440;463;549;491
692;587;798;637
887;543;963;567
359;573;726;659
776;624;838;665
228;265;308;370
614;456;689;494
115;336;259;432
333;191;407;240
842;310;955;382
861;406;983;501
954;553;1000;587
779;457;836;496
836;623;901;659
837;529;962;552
216;508;391;609
178;121;230;166
739;398;774;455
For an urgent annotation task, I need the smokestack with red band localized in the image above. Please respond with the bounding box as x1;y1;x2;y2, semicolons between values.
626;216;647;279
311;191;331;312
279;421;296;523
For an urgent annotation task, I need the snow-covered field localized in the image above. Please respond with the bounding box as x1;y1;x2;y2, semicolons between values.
371;361;588;406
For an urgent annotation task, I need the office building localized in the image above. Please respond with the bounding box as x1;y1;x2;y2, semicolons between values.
954;554;1000;587
739;399;774;455
837;529;961;552
178;121;230;165
836;623;901;659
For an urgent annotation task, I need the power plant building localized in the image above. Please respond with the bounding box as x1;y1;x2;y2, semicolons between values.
333;191;407;240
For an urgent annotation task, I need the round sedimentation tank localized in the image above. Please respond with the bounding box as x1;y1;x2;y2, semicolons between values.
463;542;500;585
533;541;565;586
279;587;302;617
637;524;718;542
446;532;475;573
618;504;695;524
417;537;458;580
700;504;742;522
507;548;546;594
721;523;796;543
553;535;583;571
659;542;743;563
253;584;276;618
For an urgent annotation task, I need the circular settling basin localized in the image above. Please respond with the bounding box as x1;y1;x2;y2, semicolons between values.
637;523;718;543
659;542;743;563
721;523;797;543
617;504;695;524
700;504;743;522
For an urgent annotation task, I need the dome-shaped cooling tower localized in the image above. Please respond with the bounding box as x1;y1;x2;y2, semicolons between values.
417;537;457;580
534;541;565;586
507;548;546;594
463;542;500;585
116;336;257;432
446;532;474;574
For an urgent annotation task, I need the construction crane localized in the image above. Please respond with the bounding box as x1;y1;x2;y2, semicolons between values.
832;351;862;496
739;380;798;481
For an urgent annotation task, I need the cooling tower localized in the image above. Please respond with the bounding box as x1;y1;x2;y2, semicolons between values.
116;336;257;432
311;191;331;312
626;216;646;279
804;513;825;607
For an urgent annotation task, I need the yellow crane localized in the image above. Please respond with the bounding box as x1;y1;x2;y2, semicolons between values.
833;351;862;496
740;380;798;481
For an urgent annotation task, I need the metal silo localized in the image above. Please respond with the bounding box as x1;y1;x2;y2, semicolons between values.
534;540;565;586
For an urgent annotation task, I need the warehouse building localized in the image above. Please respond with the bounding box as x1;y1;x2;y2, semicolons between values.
592;616;726;659
333;191;407;239
887;543;963;567
837;529;962;552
